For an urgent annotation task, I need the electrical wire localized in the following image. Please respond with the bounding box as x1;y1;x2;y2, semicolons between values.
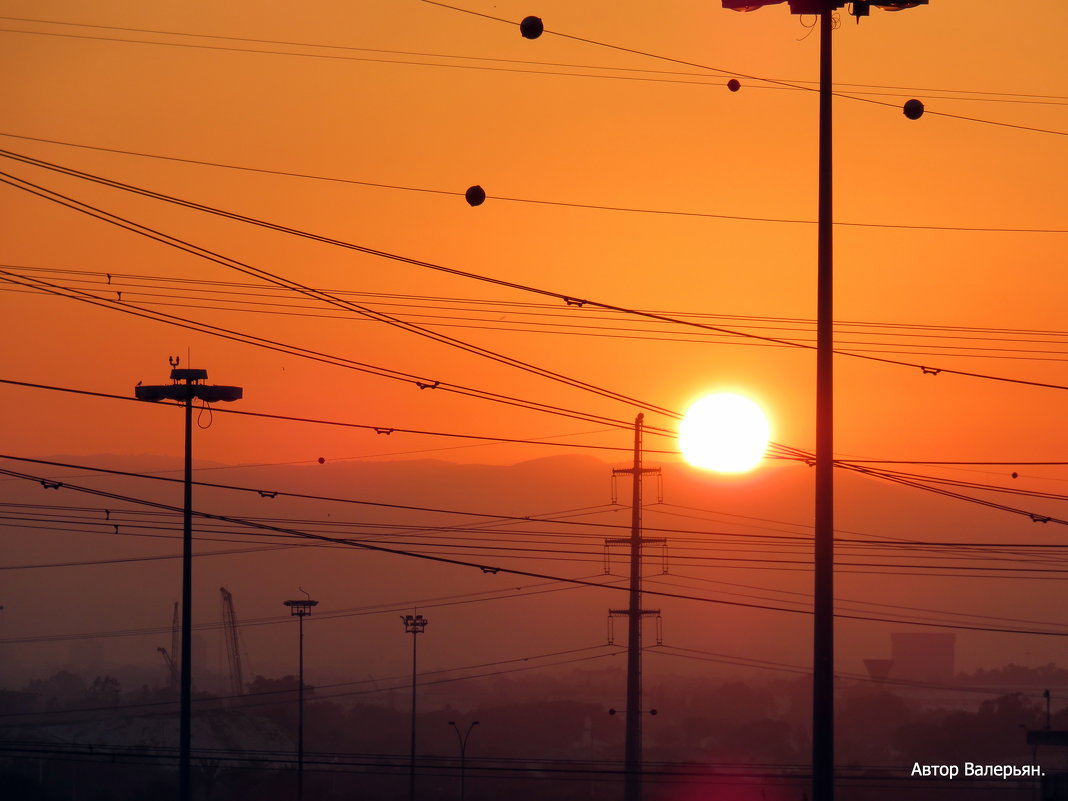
2;130;1063;234
3;463;1068;638
2;16;1065;106
9;269;1068;364
4;147;1066;397
0;269;665;436
0;377;676;455
12;452;1068;551
415;0;1068;137
0;169;691;431
6;373;1068;540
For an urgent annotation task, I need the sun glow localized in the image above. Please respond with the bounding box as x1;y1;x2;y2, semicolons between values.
679;393;770;473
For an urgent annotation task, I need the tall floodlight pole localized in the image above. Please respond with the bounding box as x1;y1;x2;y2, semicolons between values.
284;593;318;801
402;614;428;801
447;720;480;801
135;359;242;801
719;3;927;799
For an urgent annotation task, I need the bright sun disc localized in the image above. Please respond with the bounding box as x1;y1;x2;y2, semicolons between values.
679;393;770;473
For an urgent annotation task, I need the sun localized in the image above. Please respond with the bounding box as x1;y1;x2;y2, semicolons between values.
678;393;770;473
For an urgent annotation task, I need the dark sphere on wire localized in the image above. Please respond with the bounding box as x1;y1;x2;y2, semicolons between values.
520;16;544;39
465;185;487;206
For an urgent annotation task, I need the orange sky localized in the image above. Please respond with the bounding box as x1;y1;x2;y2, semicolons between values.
1;0;1067;684
0;0;1065;466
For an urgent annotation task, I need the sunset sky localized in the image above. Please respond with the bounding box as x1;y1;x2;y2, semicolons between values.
1;0;1067;699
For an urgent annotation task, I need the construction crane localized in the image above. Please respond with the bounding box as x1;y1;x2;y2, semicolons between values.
171;600;179;667
157;601;180;689
158;647;179;688
220;587;245;696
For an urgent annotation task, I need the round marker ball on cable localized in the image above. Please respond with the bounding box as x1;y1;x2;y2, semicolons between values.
520;16;543;39
903;99;924;120
318;456;325;464
727;78;741;92
465;185;486;207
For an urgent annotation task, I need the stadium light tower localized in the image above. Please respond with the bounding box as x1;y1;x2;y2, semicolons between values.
402;613;429;801
284;592;319;801
135;359;242;801
718;3;927;800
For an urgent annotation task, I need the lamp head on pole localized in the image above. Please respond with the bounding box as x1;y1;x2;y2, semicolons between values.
402;614;428;634
135;364;243;403
284;599;318;617
720;0;926;15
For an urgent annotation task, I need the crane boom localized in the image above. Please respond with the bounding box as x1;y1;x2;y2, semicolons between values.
158;647;179;688
171;600;179;667
220;587;245;696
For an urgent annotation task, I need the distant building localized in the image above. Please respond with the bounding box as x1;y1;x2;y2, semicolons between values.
891;632;955;683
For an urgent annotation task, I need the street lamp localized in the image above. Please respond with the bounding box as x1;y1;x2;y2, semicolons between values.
718;3;927;800
135;359;242;801
447;720;480;801
283;593;319;801
402;613;428;801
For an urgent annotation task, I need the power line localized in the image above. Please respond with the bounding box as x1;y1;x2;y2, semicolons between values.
658;572;1068;630
2;16;1064;105
0;269;665;436
13;496;1068;557
9;264;1068;368
5;375;1068;536
13;260;1065;345
14;262;1068;342
3;463;1068;637
4;166;1067;527
0;453;806;540
6;370;1068;551
2;131;1063;234
415;0;1068;137
4;146;1065;397
0;170;687;426
0;377;675;455
2;159;750;449
12;515;1068;578
9;270;1068;364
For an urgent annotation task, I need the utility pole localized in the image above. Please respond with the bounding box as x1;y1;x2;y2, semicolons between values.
402;613;428;801
608;413;662;801
135;358;242;801
284;592;318;801
718;3;928;798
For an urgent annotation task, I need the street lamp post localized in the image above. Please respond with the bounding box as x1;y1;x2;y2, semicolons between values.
447;720;480;801
284;594;319;801
718;3;927;799
135;360;242;801
402;614;428;801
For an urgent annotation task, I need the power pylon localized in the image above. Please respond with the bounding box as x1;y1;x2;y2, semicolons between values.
607;413;662;801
